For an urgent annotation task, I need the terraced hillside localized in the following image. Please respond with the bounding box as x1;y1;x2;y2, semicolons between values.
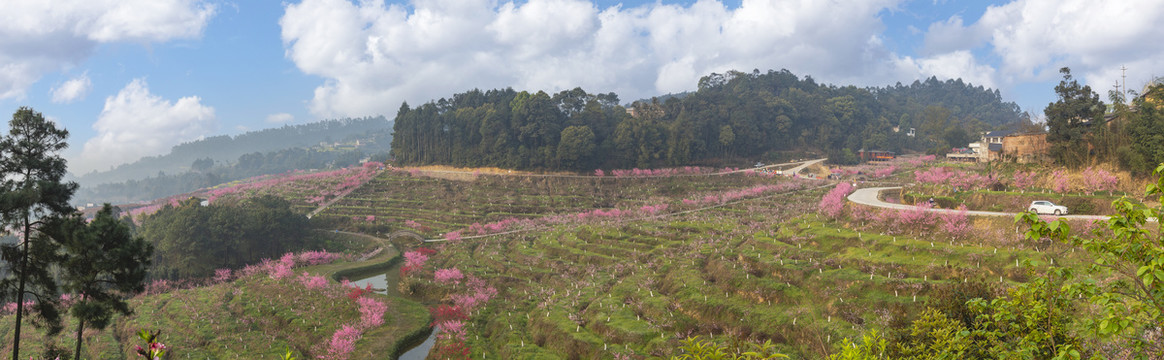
400;185;1101;358
311;169;800;236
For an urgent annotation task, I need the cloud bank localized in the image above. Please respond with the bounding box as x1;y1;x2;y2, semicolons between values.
921;0;1164;95
281;0;915;118
78;79;216;173
0;0;216;100
281;0;1164;119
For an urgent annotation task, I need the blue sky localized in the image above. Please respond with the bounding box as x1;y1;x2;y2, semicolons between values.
2;0;1162;174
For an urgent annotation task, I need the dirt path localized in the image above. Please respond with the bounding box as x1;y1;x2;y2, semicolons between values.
308;230;400;276
778;158;826;177
398;158;829;179
307;173;382;218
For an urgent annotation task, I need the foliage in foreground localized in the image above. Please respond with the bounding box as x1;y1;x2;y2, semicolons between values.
836;163;1164;359
672;336;789;360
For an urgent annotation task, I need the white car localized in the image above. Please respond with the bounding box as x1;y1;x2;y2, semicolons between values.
1029;201;1068;215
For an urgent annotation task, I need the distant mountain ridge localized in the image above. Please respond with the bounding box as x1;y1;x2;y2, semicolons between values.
74;116;391;186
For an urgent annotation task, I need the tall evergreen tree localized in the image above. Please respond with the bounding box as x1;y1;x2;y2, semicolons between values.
1045;67;1105;167
51;204;152;360
0;106;79;360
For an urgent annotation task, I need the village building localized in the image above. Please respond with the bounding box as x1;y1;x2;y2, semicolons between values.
857;149;895;162
1001;133;1049;164
946;130;1048;164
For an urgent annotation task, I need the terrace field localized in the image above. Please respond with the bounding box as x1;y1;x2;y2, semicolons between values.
399;184;1105;359
310;168;804;236
7;158;1151;359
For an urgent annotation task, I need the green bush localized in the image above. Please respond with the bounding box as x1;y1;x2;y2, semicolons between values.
1058;197;1094;214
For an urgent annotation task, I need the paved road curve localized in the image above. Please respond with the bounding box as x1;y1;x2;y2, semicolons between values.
847;186;1111;221
777;158;827;177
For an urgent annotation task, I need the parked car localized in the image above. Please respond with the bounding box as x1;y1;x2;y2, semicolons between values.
1028;201;1068;215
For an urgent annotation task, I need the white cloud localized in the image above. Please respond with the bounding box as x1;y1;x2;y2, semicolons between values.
266;112;294;124
279;0;1164;119
281;0;908;118
0;0;216;100
50;73;92;103
895;50;997;89
897;0;1164;111
930;0;1164;87
78;79;216;173
920;16;989;56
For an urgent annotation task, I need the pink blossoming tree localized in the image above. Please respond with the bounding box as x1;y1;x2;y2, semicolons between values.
818;182;855;218
356;297;387;330
939;205;972;239
434;268;464;285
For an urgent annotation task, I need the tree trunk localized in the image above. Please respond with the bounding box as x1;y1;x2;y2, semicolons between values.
11;215;30;360
74;315;86;360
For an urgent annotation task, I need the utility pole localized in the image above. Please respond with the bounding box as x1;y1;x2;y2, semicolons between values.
1114;82;1122;104
1121;65;1128;97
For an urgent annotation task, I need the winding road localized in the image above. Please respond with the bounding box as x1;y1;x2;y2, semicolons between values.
847;186;1111;221
772;158;827;177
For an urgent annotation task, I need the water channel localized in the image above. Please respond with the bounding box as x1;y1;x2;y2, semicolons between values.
350;264;437;359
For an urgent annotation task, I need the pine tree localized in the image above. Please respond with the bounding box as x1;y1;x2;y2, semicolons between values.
51;204;152;360
0;106;78;360
1045;67;1105;167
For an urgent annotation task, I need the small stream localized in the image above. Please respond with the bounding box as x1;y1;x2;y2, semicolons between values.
350;269;437;359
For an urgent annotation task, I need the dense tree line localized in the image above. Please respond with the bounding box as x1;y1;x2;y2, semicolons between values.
74;142;385;204
138;195;313;279
76;116;392;186
1122;83;1164;173
391;69;1022;170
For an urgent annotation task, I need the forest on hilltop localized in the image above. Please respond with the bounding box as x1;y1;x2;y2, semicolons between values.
71;117;393;204
75;116;392;186
391;69;1024;171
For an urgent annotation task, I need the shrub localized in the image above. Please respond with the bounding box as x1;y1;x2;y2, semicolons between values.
346;283;373;300
1012;171;1038;190
212;268;232;284
1051;170;1069;193
298;251;342;266
357;297;387;329
1081;167;1119;194
939;205;972;239
924;278;996;328
298;272;329;290
819;182;855;218
435;268;464;284
403;250;429;269
895;202;934;228
1059;197;1095;215
404;220;422;230
444;230;463;242
321;325;360;360
873;166;896;178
